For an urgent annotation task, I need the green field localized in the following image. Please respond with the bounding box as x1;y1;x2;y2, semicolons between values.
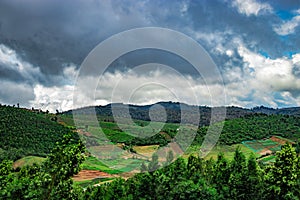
82;156;121;174
259;155;276;163
13;156;46;169
186;144;260;160
57;114;300;177
242;139;279;152
242;136;295;154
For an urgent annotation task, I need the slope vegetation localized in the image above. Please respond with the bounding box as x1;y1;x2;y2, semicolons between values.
0;105;78;161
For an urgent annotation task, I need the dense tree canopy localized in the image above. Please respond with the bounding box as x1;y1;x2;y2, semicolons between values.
195;114;300;145
0;105;80;161
1;142;298;199
82;143;299;200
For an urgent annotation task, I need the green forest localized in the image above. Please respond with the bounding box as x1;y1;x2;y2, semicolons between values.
60;112;300;148
0;105;300;199
0;105;79;161
194;113;300;146
0;136;299;199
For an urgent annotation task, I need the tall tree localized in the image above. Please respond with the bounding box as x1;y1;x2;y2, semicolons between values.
148;153;160;172
213;153;230;199
266;143;298;199
245;153;263;199
228;147;247;199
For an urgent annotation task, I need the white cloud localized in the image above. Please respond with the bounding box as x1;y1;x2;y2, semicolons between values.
30;84;75;113
226;50;234;57
29;64;78;112
273;10;300;35
189;29;236;56
0;44;44;82
232;0;273;16
180;1;189;16
0;44;81;112
28;40;300;112
72;63;226;110
0;80;34;106
237;46;300;91
227;43;300;107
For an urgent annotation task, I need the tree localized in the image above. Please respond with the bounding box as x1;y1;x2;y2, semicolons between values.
266;143;298;199
245;153;263;199
213;153;230;198
42;133;85;199
140;162;148;172
0;132;86;200
186;155;204;183
148;153;160;172
164;150;174;166
228;147;247;199
0;160;13;191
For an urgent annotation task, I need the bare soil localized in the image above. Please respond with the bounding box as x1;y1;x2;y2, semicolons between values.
72;170;115;181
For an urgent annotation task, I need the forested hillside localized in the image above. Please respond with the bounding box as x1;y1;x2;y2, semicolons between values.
195;113;300;146
0;104;300;199
63;102;253;126
0;105;79;161
64;102;300;126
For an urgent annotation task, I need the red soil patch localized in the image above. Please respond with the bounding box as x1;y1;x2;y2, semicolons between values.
118;171;138;179
270;136;294;145
258;148;273;156
169;142;184;155
77;129;92;137
72;170;114;181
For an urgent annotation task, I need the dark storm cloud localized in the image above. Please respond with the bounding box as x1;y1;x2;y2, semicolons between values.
0;64;25;83
0;0;152;80
108;49;199;76
1;0;300;109
1;0;298;77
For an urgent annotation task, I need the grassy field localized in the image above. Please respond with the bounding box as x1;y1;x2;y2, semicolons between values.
82;156;121;174
83;155;146;174
101;158;146;173
133;145;159;155
13;156;46;169
258;155;276;163
242;136;295;155
59;114;298;177
242;139;279;153
185;144;260;160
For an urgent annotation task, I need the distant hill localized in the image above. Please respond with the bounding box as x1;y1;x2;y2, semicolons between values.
63;102;300;126
0;105;79;161
252;105;300;116
1;102;299;161
195;113;300;146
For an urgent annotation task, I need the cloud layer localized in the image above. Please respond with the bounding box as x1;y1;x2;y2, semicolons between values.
0;0;300;112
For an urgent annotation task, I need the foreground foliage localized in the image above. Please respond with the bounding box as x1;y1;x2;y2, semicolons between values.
0;133;85;199
84;143;299;200
1;141;299;199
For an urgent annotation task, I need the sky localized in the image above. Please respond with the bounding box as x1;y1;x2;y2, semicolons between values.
1;0;300;112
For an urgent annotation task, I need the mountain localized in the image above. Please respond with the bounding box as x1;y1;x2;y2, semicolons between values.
63;102;300;126
252;105;300;116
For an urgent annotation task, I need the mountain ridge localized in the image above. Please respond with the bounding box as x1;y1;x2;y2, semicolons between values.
62;102;300;126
